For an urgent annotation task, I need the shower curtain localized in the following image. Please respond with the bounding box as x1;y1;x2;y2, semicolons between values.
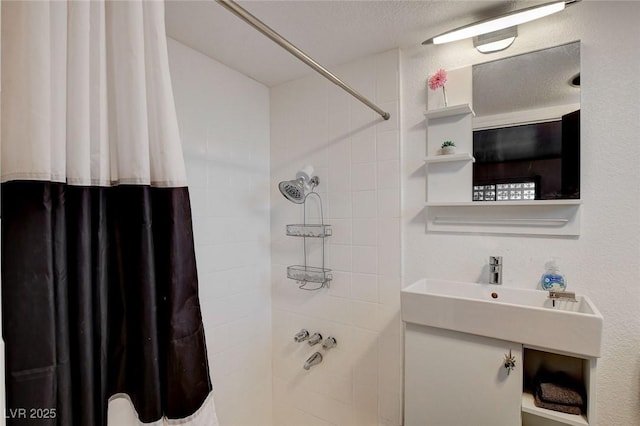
1;1;217;425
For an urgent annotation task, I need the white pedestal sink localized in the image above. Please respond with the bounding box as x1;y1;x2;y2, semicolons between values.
401;278;603;357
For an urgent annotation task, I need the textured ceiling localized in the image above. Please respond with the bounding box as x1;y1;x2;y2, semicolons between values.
165;0;514;87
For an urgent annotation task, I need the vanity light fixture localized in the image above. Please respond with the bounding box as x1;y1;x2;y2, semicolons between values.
423;0;579;47
473;26;518;54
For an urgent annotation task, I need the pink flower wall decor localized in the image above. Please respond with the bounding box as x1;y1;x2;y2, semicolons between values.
428;68;449;107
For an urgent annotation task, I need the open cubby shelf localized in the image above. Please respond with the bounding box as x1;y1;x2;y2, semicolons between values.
522;347;595;426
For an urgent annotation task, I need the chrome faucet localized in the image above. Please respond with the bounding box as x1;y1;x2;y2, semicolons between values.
489;256;503;285
303;352;323;370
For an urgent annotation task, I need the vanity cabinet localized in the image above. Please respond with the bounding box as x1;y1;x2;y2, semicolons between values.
405;324;522;426
405;324;596;426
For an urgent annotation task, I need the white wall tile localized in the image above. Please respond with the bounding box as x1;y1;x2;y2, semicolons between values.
350;101;377;132
353;383;379;426
328;192;353;219
379;390;402;424
329;86;351;141
328;243;353;273
352;246;378;274
352;218;378;246
351;162;377;191
378;244;401;278
378;275;401;305
350;127;376;164
376;50;400;103
376;101;399;133
378;188;400;218
328;155;351;193
351;301;379;332
328;271;352;299
169;38;272;426
271;49;401;426
351;273;378;303
329;218;352;245
352;191;377;218
377;160;400;190
188;187;207;219
376;130;400;162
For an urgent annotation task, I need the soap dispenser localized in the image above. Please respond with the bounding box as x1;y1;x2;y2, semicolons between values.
541;257;566;291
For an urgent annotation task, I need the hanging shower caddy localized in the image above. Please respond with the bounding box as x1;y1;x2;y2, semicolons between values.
285;192;332;289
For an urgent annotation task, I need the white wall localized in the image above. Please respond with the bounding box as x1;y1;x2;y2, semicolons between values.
168;38;272;426
270;49;402;426
402;2;640;425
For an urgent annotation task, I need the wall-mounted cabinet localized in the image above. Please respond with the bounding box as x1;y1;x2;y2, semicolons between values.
423;104;581;236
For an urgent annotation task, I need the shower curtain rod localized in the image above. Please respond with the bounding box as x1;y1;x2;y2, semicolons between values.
216;0;391;120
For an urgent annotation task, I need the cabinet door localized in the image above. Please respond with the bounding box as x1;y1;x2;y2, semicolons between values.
405;324;523;426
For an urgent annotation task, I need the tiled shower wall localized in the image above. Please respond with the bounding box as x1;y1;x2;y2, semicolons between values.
270;49;402;426
168;38;273;425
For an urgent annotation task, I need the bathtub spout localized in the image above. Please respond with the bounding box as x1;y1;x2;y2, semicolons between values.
303;352;322;370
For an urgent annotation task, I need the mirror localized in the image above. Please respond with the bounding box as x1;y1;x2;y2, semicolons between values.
472;41;580;201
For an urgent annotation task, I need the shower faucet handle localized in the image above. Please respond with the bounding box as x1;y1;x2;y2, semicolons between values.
308;332;323;346
294;329;310;342
322;336;337;350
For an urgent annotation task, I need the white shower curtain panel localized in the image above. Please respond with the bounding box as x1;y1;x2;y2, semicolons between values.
2;0;187;187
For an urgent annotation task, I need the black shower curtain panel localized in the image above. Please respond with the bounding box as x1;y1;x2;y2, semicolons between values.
1;1;216;425
2;183;211;425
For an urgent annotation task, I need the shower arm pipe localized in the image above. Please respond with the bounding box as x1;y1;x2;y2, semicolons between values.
216;0;391;121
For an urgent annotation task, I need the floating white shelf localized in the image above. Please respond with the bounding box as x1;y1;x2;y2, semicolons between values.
424;153;475;164
424;201;582;236
522;391;588;426
424;103;475;203
425;200;582;207
424;104;475;120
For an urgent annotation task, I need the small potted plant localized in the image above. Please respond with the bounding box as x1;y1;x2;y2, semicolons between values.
440;141;456;155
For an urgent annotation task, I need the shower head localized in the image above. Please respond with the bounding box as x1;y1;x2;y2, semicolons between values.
278;165;319;204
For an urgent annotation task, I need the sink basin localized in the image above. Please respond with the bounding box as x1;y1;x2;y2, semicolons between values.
401;279;603;357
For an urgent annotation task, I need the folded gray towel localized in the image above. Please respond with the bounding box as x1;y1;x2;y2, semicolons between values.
533;371;585;408
534;390;582;415
538;381;584;406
